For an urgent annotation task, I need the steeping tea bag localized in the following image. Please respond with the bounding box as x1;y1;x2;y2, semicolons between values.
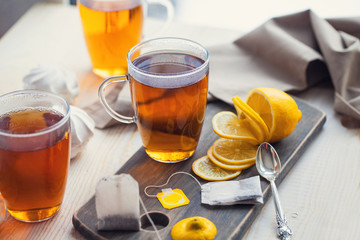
201;176;263;205
95;174;140;231
0;194;5;222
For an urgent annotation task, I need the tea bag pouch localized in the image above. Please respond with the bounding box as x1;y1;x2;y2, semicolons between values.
95;174;140;231
201;176;263;205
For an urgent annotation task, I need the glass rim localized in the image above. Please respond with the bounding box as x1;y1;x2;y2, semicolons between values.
0;90;71;138
126;37;210;80
78;0;142;12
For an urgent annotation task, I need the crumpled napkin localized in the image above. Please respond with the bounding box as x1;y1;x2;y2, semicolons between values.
201;176;263;205
209;9;360;120
82;9;360;128
70;106;95;159
23;64;79;104
23;66;95;158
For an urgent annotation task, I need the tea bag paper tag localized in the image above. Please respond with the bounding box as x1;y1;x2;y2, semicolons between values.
156;188;189;209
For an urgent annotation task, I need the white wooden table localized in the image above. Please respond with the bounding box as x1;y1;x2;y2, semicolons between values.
0;2;359;239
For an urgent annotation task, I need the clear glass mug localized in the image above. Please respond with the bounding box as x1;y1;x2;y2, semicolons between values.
0;90;71;222
98;38;209;163
78;0;174;78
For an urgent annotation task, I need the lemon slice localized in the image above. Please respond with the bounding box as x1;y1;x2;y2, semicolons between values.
232;96;270;142
246;88;302;143
207;147;255;171
192;156;241;181
212;111;260;144
212;138;257;165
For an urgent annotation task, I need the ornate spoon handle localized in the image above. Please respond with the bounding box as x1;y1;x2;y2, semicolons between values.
276;214;293;240
270;180;293;239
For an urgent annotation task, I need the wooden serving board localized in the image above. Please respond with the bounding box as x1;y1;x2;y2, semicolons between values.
73;98;326;240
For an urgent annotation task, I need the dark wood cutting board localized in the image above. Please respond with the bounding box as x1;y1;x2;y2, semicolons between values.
73;98;326;240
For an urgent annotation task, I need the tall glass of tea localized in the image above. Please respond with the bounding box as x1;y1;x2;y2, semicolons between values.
99;37;209;163
78;0;174;78
0;90;71;222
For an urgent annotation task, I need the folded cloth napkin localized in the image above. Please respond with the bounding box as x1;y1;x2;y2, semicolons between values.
209;9;360;119
83;9;360;128
201;176;263;205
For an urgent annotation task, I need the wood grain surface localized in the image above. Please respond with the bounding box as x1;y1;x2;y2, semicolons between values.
73;98;326;240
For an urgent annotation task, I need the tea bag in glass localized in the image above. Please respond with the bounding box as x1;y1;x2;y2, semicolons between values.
95;174;140;231
0;193;6;222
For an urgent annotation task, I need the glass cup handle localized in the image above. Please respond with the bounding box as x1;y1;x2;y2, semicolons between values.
145;0;174;37
98;75;135;124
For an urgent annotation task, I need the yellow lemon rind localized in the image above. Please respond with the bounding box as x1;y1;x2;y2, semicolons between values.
212;111;260;144
171;216;217;240
192;156;241;181
207;147;255;171
212;138;257;165
232;96;270;142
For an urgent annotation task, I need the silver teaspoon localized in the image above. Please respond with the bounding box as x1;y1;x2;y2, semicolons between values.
256;142;293;240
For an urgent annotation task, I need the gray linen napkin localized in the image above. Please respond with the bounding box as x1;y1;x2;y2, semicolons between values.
84;9;360;128
209;10;360;119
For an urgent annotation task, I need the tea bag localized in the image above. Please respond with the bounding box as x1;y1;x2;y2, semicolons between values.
23;64;79;103
0;194;6;222
145;172;263;207
95;174;140;231
201;176;263;205
70;106;95;159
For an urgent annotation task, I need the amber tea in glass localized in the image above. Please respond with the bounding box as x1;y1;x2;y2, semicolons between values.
78;0;173;78
78;0;143;77
0;90;71;222
99;38;209;163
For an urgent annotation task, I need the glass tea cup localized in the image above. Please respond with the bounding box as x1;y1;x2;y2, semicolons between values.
99;37;209;163
0;90;71;222
78;0;174;78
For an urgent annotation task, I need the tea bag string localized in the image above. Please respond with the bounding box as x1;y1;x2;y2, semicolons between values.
139;197;162;240
144;172;202;198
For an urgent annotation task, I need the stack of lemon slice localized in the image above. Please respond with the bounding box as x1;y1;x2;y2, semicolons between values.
192;87;302;181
